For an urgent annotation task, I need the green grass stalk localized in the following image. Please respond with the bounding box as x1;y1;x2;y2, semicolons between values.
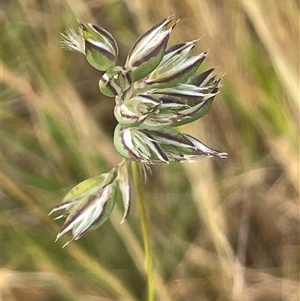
131;161;154;301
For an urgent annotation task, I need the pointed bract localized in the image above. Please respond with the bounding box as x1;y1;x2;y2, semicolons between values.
113;79;219;128
114;124;227;163
125;16;178;81
146;41;206;88
99;66;133;97
81;23;118;71
50;168;119;244
116;162;131;223
60;22;118;71
114;94;160;126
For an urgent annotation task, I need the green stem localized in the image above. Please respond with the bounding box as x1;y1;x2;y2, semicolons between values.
131;161;154;301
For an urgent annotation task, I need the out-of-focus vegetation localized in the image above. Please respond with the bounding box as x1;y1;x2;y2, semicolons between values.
1;0;299;300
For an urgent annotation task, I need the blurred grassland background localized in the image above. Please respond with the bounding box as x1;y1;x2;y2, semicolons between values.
1;0;299;300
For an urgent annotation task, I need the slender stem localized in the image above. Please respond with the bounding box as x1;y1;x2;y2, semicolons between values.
131;161;154;301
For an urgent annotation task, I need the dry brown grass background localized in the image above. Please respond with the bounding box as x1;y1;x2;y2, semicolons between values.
1;0;299;300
